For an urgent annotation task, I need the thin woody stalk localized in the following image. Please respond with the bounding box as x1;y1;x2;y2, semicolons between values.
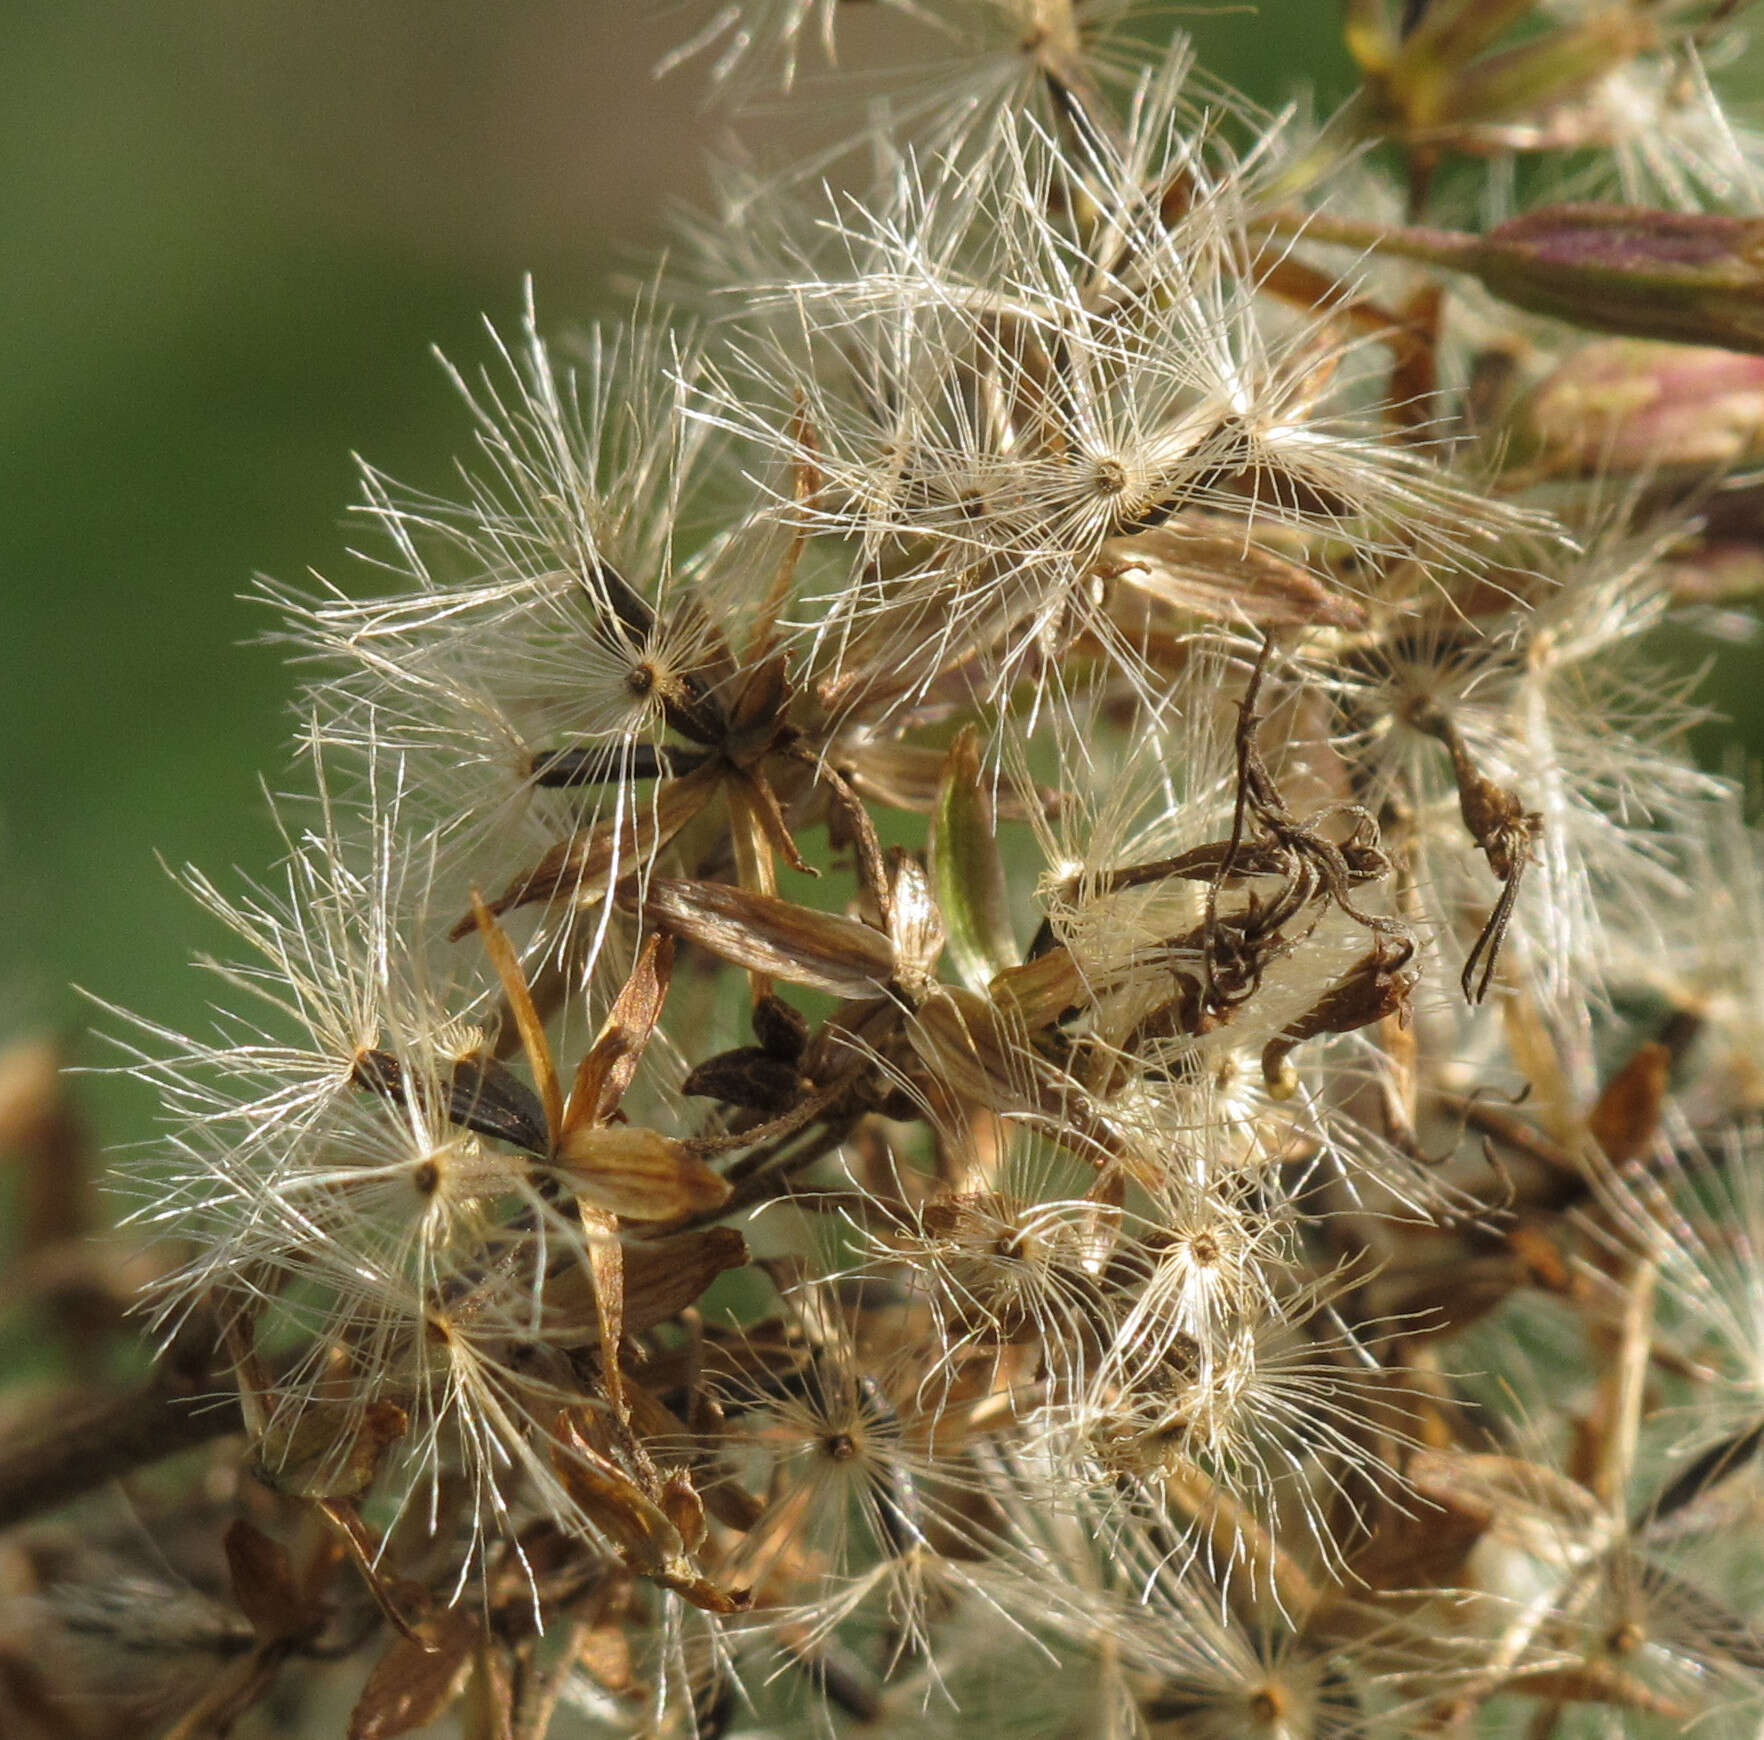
0;1360;241;1531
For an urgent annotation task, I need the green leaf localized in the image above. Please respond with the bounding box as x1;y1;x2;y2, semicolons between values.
929;727;1016;995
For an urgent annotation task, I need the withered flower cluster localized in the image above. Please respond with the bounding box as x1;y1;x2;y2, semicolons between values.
12;3;1764;1736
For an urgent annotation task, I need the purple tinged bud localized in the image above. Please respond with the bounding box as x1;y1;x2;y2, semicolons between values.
1514;339;1764;475
1467;205;1764;354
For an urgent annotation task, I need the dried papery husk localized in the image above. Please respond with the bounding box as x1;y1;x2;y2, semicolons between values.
553;1124;731;1221
542;1226;747;1340
630;877;897;998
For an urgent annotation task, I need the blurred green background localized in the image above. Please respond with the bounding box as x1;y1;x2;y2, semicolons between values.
2;3;1757;1144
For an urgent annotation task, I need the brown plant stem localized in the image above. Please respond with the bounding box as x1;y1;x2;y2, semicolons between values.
0;1355;241;1531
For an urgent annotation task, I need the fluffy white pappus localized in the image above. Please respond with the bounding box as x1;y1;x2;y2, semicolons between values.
1603;792;1764;1130
666;26;1212;318
655;0;937;98
1111;1002;1481;1231
709;110;1531;717
1331;512;1726;1009
829;0;1162;174
108;749;495;1214
1030;1266;1418;1585
1414;1432;1764;1739
658;0;1157;181
1020;661;1427;1176
1095;1175;1299;1390
278;289;722;649
1597;45;1764;213
271;292;735;766
984;1467;1442;1737
1083;1528;1404;1739
293;599;727;997
1585;1120;1764;1459
244;1212;618;1574
994;659;1447;1225
706;1294;1029;1681
845;1132;1131;1400
267;293;764;973
1475;25;1764;217
1020;638;1244;969
101;753;649;1567
1541;1550;1764;1738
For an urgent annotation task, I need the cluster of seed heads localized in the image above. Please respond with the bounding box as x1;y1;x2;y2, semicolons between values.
15;3;1764;1737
